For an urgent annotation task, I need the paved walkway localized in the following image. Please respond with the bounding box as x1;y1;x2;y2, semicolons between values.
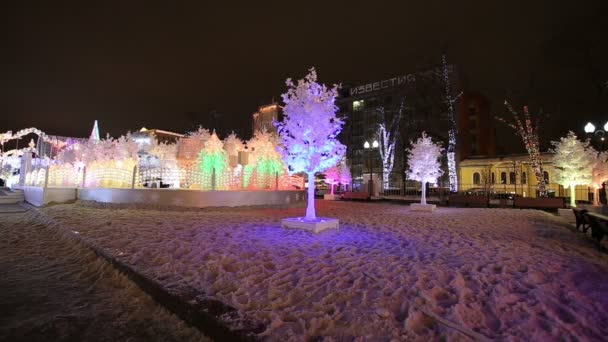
0;210;210;342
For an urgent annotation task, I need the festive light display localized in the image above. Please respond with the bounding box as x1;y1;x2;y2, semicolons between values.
90;120;100;141
442;54;462;193
498;101;547;197
276;68;346;220
247;130;284;189
197;132;228;190
551;131;596;207
323;159;351;194
376;101;402;189
406;132;444;205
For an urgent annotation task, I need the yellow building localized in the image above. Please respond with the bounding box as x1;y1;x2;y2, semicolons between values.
458;153;594;202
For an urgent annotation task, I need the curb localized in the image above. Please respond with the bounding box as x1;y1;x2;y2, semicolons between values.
29;206;265;341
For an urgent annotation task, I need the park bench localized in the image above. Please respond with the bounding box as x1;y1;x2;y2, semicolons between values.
584;212;608;246
448;195;488;207
341;192;370;201
513;197;564;209
572;208;591;233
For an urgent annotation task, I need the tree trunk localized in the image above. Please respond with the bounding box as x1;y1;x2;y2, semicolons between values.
330;183;334;195
306;172;316;220
570;184;576;208
421;182;427;205
383;169;389;190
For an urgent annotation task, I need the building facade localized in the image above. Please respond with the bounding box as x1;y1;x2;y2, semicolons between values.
252;103;281;134
336;64;459;191
458;153;594;201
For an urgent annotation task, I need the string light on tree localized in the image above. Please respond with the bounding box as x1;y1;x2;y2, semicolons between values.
497;101;547;197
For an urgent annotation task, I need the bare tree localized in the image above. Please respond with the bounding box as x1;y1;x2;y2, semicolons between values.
376;98;404;189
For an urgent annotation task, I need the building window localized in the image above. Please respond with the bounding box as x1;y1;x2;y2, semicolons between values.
353;100;364;112
473;172;481;185
491;172;495;184
522;172;527;184
509;172;516;184
543;171;550;184
501;172;507;184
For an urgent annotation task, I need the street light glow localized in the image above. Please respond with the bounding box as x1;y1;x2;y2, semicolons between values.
372;140;379;148
604;121;608;132
363;141;370;149
584;122;596;133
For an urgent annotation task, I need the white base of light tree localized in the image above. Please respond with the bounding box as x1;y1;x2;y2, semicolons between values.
323;194;340;201
281;217;339;233
410;203;436;212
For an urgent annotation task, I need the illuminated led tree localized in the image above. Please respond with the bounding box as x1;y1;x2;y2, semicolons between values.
323;166;340;195
407;132;444;205
339;160;352;191
197;132;227;189
248;131;283;188
551;131;596;207
592;151;608;205
376;99;403;189
276;68;346;220
442;54;462;193
498;101;547;196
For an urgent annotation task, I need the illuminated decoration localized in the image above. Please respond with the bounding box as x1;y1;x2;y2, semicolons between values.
376;100;403;189
276;68;346;220
551;131;596;207
592;151;608;204
323;159;350;194
247;130;284;189
406;132;444;205
498;101;547;197
442;53;462;193
197;132;228;190
90;120;100;141
585;122;596;134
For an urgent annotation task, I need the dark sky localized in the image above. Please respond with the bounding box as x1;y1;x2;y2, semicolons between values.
1;1;607;147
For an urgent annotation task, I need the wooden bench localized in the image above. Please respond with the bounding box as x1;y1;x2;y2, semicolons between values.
513;197;565;209
572;208;591;233
448;195;488;207
341;192;370;201
584;212;608;246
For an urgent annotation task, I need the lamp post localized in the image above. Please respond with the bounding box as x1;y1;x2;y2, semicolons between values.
584;121;608;151
364;140;378;196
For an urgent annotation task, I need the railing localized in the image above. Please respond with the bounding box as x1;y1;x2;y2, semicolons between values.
22;163;305;191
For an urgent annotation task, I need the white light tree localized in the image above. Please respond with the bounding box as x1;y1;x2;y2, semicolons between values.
275;68;346;220
339;160;352;191
441;54;462;193
376;99;404;189
592;151;608;205
551;131;596;207
406;132;444;205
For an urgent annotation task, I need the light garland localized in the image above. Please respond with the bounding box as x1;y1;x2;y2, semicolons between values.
498;101;547;197
442;54;462;193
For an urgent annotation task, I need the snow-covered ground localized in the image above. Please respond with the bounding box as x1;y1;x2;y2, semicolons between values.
0;209;209;342
39;200;608;341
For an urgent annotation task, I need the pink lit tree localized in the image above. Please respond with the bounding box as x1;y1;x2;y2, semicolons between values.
323;165;340;195
406;132;444;205
275;68;346;220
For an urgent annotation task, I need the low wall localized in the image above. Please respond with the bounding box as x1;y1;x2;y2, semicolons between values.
18;186;77;206
77;188;305;208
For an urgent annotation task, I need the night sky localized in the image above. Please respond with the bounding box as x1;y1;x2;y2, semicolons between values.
1;1;607;150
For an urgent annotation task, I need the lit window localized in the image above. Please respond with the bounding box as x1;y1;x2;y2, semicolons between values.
353;100;365;112
473;172;481;185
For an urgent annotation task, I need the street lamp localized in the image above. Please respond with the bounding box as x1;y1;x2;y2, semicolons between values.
584;121;608;146
364;140;378;196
